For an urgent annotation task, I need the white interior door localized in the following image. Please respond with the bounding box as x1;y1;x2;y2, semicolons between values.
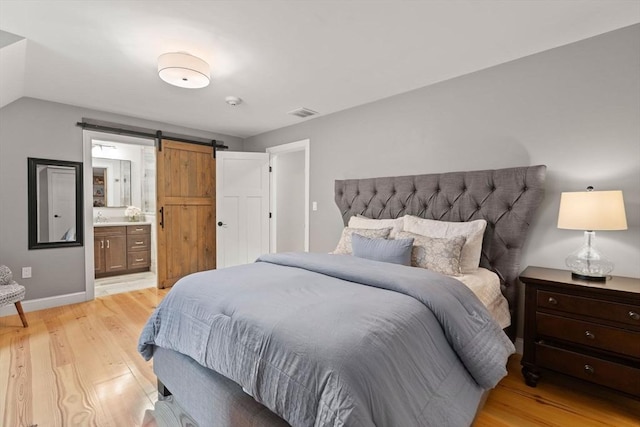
216;152;270;268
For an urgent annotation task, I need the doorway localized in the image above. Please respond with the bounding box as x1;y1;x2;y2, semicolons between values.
267;139;310;253
82;131;157;299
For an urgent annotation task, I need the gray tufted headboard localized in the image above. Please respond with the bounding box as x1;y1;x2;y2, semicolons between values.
334;165;547;340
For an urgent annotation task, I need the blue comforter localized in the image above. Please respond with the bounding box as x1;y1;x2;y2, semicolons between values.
139;253;514;426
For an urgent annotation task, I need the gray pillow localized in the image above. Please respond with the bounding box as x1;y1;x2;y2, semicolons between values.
351;234;414;266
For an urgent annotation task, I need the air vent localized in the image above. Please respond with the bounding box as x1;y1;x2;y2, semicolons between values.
287;107;318;118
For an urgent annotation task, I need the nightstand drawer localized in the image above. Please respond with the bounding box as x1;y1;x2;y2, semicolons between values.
536;344;640;397
537;313;640;358
538;290;640;327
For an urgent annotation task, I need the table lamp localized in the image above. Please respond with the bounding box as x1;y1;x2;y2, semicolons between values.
557;187;627;281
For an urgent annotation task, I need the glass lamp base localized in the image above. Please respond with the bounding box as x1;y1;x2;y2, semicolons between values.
565;231;613;281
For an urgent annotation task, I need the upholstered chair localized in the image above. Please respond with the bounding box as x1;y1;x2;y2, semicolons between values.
0;265;28;327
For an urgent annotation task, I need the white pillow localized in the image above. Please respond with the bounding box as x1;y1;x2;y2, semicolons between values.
402;215;487;273
396;231;465;276
348;215;404;239
332;227;392;255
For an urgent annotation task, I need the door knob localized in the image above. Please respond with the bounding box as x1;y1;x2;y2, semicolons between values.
54;214;61;218
217;221;226;227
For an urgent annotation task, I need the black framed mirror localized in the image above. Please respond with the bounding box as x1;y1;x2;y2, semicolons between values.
28;158;84;249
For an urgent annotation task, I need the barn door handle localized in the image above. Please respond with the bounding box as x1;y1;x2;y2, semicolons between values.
159;207;164;229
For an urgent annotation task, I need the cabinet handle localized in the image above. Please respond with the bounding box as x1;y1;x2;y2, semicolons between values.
100;240;104;249
630;311;640;321
135;241;144;245
547;297;558;305
584;364;595;374
136;228;144;231
135;258;144;262
106;240;110;249
585;331;595;340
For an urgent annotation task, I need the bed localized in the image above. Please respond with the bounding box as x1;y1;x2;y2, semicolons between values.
139;165;547;426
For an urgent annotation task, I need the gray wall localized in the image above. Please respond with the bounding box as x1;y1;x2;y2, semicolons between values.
245;25;640;334
0;97;243;300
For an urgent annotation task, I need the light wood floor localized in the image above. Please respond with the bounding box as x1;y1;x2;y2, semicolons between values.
1;287;638;426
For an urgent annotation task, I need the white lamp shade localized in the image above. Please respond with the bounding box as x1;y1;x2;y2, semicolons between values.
557;190;627;231
158;53;210;89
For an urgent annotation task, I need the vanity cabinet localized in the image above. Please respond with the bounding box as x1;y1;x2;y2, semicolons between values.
94;226;127;276
94;224;151;277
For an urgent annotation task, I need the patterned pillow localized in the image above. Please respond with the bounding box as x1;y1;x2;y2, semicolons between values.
0;265;13;286
403;215;486;273
351;234;414;265
396;231;466;276
332;227;392;255
348;215;405;239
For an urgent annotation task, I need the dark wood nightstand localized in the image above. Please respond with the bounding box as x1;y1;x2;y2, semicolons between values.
519;266;640;397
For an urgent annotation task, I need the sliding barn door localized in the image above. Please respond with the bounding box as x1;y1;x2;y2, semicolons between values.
157;140;216;288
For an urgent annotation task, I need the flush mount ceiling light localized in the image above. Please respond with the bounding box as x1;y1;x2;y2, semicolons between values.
158;52;210;89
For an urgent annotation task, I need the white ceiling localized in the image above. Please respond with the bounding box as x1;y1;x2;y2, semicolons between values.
0;1;638;138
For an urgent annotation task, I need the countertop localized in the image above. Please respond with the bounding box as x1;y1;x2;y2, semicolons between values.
93;221;152;227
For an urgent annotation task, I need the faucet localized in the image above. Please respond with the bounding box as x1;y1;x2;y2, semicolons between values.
95;211;108;223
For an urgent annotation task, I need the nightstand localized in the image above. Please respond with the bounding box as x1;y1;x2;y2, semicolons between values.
520;266;640;397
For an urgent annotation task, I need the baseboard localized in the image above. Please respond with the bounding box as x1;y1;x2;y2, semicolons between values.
515;337;524;355
0;291;87;317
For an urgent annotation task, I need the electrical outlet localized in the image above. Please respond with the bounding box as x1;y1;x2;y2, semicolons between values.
312;201;318;211
22;267;32;279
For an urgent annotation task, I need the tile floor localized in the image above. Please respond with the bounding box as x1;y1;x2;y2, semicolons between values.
95;271;157;297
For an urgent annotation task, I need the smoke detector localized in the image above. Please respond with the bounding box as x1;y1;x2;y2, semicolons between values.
225;96;242;106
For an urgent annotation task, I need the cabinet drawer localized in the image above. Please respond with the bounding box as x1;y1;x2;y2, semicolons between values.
94;226;126;236
538;290;640;327
127;251;150;269
536;344;640;397
127;224;151;235
127;235;150;251
537;313;640;358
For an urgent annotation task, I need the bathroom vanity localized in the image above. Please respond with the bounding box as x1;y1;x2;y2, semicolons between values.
94;223;151;277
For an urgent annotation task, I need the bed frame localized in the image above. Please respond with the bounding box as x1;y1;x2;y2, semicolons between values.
152;165;547;426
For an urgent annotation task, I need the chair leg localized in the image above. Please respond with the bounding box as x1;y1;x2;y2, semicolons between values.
14;301;28;327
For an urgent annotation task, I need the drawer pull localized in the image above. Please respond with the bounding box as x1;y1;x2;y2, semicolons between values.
547;297;558;305
135;258;144;262
136;228;144;231
630;311;640;321
584;364;595;374
135;241;144;245
585;331;595;340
